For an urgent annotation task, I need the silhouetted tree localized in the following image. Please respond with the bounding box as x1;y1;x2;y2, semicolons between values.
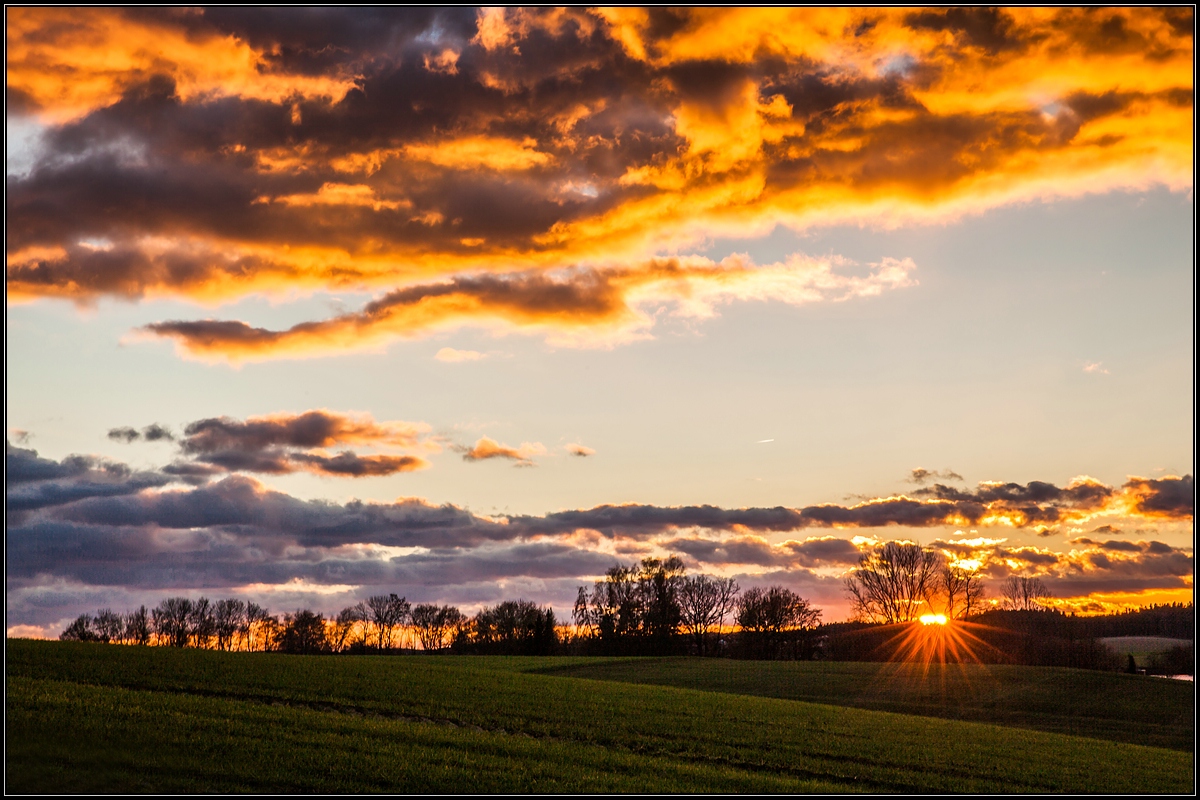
366;594;410;650
153;598;193;647
188;597;216;648
60;614;96;641
473;600;558;654
124;606;151;645
411;604;463;652
242;602;271;651
331;604;367;652
574;556;687;653
639;556;686;644
279;610;330;654
93;609;124;643
578;564;642;642
942;565;985;619
213;599;245;651
1000;576;1051;611
736;586;821;659
258;613;283;652
679;575;739;655
845;542;941;623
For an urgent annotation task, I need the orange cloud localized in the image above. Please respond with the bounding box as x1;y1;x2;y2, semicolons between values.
461;437;546;466
1048;587;1195;616
403;137;554;172
6;7;1191;318
6;8;356;122
268;183;410;212
137;254;916;361
566;443;595;457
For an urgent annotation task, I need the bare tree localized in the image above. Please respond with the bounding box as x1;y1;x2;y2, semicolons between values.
60;614;96;641
188;597;216;648
736;586;822;659
678;575;739;655
331;604;367;652
366;594;410;650
736;586;821;633
124;605;151;645
942;566;985;619
213;599;245;651
153;598;193;647
258;613;283;652
94;609;124;643
845;542;942;623
579;564;642;640
411;604;464;652
388;595;413;649
1000;576;1051;611
242;602;271;651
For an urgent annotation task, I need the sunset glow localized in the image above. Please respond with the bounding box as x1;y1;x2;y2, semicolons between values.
6;8;1192;637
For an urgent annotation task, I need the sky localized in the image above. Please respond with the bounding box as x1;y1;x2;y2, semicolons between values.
6;7;1194;637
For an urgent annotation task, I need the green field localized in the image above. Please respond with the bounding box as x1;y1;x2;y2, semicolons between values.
534;656;1195;751
7;640;1194;793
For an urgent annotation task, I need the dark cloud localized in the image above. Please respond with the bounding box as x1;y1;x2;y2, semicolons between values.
112;410;434;478
289;452;426;477
908;467;964;484
7;443;110;485
910;476;1137;526
905;7;1023;55
161;461;227;481
6;442;149;488
665;536;786;568
142;424;175;442
784;537;863;566
108;424;174;443
664;534;865;570
6;440;1193;629
107;427;140;443
180;410;420;453
511;503;810;538
5;443;173;519
1125;475;1194;519
1096;539;1142;553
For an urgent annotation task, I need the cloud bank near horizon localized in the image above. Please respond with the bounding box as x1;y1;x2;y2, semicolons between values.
7;439;1192;635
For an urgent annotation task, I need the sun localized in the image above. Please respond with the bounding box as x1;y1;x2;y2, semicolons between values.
919;613;947;626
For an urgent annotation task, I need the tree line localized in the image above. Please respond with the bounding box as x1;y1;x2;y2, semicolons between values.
60;543;1190;667
572;556;821;658
59;556;826;659
60;594;558;656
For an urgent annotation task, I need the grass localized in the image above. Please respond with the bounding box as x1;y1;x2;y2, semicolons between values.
7;639;1194;793
530;656;1196;751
